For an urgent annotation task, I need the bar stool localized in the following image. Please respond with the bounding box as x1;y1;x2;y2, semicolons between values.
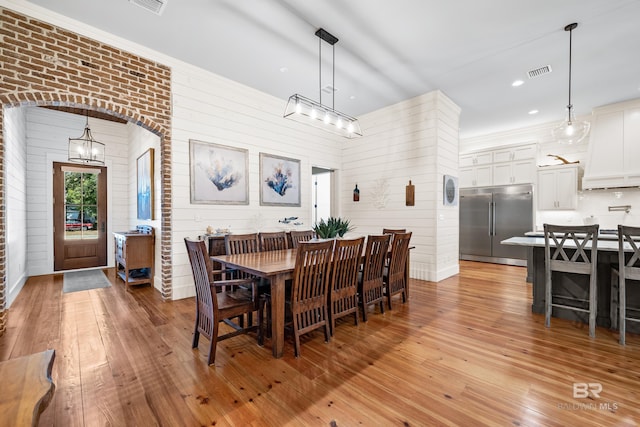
544;224;599;337
610;225;640;345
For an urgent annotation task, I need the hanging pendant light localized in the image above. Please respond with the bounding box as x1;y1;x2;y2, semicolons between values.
284;28;362;138
68;111;106;165
552;23;590;145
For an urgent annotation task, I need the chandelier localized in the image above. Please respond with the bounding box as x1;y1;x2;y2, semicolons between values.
284;28;362;138
68;112;106;165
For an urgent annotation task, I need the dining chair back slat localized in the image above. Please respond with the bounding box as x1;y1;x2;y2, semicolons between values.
329;237;365;335
290;240;334;357
259;231;289;251
384;231;412;309
290;230;316;248
360;234;391;321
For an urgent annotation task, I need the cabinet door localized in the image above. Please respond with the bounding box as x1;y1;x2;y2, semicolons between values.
624;107;640;182
475;152;493;165
512;145;536;160
460;167;476;187
538;170;558;210
555;167;577;209
512;159;536;184
585;111;624;179
460;154;476;168
475;165;492;187
492;163;512;185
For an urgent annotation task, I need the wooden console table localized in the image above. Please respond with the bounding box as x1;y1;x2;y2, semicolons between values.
0;349;56;427
114;225;155;291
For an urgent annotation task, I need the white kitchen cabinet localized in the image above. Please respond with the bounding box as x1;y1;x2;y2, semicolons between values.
583;100;640;188
492;144;537;163
538;164;578;210
460;151;493;168
460;142;537;188
492;159;536;186
460;165;492;188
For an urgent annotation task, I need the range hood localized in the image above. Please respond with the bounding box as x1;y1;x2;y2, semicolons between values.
581;99;640;189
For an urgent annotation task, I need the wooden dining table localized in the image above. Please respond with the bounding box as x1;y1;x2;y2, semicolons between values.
211;248;297;358
211;243;412;358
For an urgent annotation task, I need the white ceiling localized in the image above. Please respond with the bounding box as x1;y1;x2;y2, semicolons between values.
23;0;640;139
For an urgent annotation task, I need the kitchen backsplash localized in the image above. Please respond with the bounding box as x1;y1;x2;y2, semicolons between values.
536;187;640;230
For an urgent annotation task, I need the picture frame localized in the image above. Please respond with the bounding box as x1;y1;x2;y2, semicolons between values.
443;174;459;206
260;153;301;206
189;139;249;205
137;148;154;220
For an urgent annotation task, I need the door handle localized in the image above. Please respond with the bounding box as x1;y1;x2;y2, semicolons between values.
491;202;496;236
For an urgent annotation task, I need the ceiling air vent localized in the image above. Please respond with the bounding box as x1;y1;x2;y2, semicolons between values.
527;65;552;79
129;0;168;16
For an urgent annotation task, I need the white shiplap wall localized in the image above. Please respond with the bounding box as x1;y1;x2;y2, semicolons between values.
5;106;28;307
342;91;461;282
25;107;130;276
170;65;344;299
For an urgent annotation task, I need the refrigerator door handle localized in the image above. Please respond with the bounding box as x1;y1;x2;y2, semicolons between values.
488;202;493;236
491;202;497;236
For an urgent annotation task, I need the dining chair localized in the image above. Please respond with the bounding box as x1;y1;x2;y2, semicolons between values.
290;230;316;248
225;233;261;256
329;237;365;335
384;231;412;309
289;239;334;357
382;228;406;235
359;234;391;321
610;225;640;345
184;238;263;365
543;224;599;337
259;231;289;251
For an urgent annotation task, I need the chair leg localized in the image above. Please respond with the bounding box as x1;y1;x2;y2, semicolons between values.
293;318;301;358
545;274;552;328
610;270;619;330
207;322;219;365
379;300;385;314
361;301;368;322
353;309;359;326
620;278;626;345
589;274;597;338
192;330;200;349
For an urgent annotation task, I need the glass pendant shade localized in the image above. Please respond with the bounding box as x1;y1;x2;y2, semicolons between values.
68;118;106;165
553;22;590;145
552;107;591;145
284;94;362;138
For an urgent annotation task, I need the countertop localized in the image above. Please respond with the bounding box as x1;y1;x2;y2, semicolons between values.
501;236;631;252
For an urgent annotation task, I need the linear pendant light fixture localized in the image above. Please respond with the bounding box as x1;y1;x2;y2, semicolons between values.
284;28;362;138
552;22;590;145
68;111;106;165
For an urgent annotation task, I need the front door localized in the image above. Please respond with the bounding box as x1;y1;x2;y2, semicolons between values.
53;162;107;271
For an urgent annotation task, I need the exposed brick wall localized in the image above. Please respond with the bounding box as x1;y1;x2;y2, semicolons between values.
0;7;174;335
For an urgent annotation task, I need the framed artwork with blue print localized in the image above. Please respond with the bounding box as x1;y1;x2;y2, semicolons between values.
189;139;249;205
260;153;301;206
137;148;154;219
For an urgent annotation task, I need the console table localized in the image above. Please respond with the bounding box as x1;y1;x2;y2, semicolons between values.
114;225;155;290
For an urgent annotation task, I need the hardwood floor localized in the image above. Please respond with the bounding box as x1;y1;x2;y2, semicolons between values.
1;261;638;426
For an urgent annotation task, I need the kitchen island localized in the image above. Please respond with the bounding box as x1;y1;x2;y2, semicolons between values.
502;235;640;333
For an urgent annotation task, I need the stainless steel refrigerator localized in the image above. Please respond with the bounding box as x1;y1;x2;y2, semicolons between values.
459;184;533;266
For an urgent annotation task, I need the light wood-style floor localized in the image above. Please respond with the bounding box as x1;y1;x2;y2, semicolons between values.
1;261;638;426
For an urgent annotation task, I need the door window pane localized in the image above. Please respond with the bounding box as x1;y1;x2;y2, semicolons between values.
64;171;99;240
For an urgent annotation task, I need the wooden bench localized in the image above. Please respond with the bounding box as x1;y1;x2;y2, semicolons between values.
0;349;56;426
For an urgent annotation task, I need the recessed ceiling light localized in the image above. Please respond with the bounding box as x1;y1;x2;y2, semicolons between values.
528;109;539;115
349;95;356;100
512;80;524;87
279;67;288;73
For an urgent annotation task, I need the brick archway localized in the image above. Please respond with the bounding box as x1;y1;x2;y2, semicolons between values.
0;7;173;336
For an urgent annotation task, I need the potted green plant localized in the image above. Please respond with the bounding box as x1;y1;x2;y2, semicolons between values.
313;217;354;239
